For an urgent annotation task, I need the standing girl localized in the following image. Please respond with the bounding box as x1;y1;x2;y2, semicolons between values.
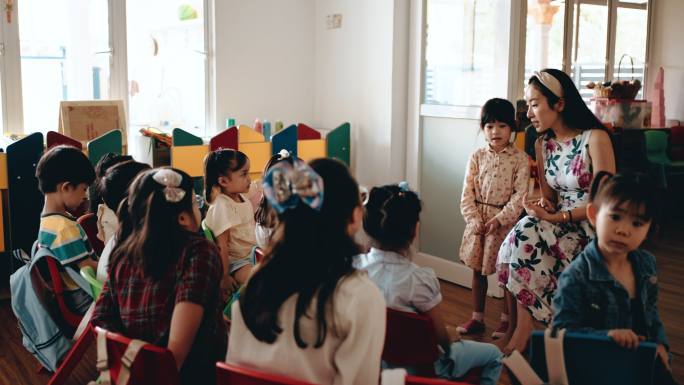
457;98;530;339
497;69;615;353
204;149;256;296
227;158;386;385
92;168;226;385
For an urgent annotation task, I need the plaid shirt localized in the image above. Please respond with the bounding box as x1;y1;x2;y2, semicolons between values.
92;234;226;384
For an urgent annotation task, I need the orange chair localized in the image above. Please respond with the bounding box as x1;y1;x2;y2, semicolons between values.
93;326;180;385
77;213;105;256
216;362;317;385
383;308;481;384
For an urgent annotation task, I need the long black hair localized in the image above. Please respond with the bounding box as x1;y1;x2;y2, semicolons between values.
529;68;606;136
240;158;361;348
203;149;248;203
110;168;197;280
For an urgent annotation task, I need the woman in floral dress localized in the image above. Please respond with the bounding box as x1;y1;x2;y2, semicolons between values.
496;69;615;353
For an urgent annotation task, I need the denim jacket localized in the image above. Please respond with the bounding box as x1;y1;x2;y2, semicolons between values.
552;240;668;348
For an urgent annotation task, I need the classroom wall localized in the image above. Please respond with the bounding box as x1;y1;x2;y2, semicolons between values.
646;0;684;123
313;0;409;187
214;0;316;130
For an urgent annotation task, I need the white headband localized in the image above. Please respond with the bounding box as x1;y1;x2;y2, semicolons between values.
531;70;564;98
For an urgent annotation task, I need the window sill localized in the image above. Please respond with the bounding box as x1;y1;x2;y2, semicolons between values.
420;104;481;120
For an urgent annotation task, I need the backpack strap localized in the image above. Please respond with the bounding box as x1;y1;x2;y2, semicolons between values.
544;328;569;385
93;329;149;385
31;241;95;297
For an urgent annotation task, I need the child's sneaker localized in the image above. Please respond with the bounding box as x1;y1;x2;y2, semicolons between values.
491;320;509;339
456;318;485;334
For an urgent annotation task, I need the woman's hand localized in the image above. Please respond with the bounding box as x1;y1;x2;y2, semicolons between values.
608;329;644;349
523;193;552;220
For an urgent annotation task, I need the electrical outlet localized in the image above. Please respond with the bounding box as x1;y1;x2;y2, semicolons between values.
326;14;342;30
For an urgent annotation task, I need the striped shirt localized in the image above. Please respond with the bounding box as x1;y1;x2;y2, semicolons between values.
38;213;96;266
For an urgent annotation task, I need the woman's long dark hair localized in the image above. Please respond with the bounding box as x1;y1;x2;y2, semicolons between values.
241;158;361;348
110;167;197;280
529;68;606;136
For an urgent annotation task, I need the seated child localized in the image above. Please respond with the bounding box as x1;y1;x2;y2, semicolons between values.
92;168;226;385
88;153;133;243
227;158;386;385
36;145;97;308
553;171;676;385
95;160;150;281
355;184;503;385
254;150;294;248
203;149;256;298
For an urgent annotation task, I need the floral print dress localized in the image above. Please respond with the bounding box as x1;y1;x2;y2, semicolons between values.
497;129;596;323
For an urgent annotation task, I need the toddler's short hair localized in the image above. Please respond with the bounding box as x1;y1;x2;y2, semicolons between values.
36;145;96;193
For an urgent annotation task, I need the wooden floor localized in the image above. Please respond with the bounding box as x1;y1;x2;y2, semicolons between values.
1;224;682;385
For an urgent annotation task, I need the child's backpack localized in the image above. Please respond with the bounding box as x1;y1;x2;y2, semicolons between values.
9;243;93;371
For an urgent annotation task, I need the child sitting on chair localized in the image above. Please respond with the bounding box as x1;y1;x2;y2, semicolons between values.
553;172;676;385
36;145;98;308
355;183;503;385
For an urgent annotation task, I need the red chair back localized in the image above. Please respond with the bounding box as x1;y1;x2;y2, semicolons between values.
255;247;265;264
35;257;84;333
405;375;472;385
216;362;317;385
95;326;180;385
77;213;105;256
383;308;440;376
670;126;684;160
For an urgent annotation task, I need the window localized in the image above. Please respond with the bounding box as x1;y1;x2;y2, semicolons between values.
524;0;650;103
423;0;652;113
424;0;510;107
127;0;208;136
0;0;212;136
18;0;110;135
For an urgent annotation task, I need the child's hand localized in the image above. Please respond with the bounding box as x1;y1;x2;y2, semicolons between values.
474;222;486;235
536;197;556;213
608;329;644;349
484;218;501;235
657;344;671;371
221;275;240;299
446;324;462;342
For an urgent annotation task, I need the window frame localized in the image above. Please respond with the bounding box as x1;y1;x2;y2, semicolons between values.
0;0;215;136
420;0;652;119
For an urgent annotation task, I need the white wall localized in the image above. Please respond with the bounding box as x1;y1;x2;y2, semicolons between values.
646;0;684;123
214;0;315;131
313;0;409;186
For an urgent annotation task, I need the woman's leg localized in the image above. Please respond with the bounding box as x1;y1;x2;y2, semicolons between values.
503;301;534;354
494;289;517;349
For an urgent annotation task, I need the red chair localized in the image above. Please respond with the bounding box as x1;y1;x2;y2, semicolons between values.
670;125;684;161
255;247;265;264
216;362;317;385
383;308;440;376
37;256;85;333
405;375;472;385
77;213;105;256
48;324;96;385
383;308;481;384
93;326;180;385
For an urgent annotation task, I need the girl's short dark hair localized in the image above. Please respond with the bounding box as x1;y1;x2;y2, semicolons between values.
590;171;659;221
36;145;96;193
528;69;607;135
110;167;197;279
99;160;151;213
481;98;519;132
203;149;248;203
364;184;422;251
